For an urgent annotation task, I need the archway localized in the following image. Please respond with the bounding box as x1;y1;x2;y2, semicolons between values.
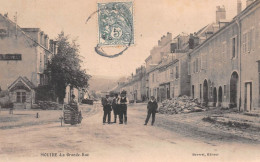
218;86;223;107
230;72;239;108
203;80;208;106
213;87;217;107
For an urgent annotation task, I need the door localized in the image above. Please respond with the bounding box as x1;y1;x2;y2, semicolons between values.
245;82;252;111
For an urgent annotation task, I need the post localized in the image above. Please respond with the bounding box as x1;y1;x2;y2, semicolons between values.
59;116;63;126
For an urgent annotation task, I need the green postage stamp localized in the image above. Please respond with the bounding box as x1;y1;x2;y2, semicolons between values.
98;2;134;46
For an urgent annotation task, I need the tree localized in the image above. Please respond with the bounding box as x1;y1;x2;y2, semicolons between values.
48;31;91;103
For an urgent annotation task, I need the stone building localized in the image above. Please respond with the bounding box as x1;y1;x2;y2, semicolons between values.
119;66;146;102
148;33;194;102
0;14;56;108
189;0;260;111
145;32;173;100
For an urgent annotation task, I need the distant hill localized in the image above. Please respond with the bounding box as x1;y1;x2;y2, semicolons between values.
88;75;125;93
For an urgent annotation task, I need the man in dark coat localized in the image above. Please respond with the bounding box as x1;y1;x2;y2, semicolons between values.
112;93;120;123
102;95;112;124
118;90;128;124
144;96;158;126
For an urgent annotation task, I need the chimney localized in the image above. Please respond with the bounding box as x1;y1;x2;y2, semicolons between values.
158;40;161;46
237;0;242;14
216;6;226;23
246;0;254;7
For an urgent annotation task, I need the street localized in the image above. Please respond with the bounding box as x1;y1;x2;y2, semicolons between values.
0;103;259;162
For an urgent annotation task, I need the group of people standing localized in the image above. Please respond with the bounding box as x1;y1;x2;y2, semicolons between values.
102;90;128;124
102;90;159;126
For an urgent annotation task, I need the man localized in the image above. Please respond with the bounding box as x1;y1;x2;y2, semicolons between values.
102;95;112;124
69;94;78;111
112;93;120;123
144;96;158;126
118;90;128;124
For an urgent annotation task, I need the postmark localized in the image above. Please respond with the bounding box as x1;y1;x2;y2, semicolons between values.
97;2;134;46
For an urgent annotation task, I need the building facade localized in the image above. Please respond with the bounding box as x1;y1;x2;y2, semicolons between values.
189;0;260;111
119;66;147;102
0;14;57;108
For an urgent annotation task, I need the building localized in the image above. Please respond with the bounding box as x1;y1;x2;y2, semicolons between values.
8;76;36;109
145;32;173;100
189;0;260;111
0;14;56;108
119;66;147;102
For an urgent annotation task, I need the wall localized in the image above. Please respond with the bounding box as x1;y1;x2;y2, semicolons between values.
190;1;260;110
0;15;38;89
240;4;260;110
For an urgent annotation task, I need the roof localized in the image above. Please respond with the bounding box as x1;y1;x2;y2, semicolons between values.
189;0;260;57
0;14;53;55
8;76;36;92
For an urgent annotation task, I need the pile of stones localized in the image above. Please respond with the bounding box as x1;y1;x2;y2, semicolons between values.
158;95;207;115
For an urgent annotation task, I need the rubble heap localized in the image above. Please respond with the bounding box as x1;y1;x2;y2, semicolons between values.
158;95;207;114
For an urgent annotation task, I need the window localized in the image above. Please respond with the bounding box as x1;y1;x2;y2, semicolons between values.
222;42;226;62
231;37;236;58
224;85;227;97
16;92;26;103
210;86;213;97
175;65;179;79
248;29;252;52
242;33;246;54
152;74;154;83
201;53;207;70
252;28;255;51
170;69;174;78
200;84;202;99
188;62;191;75
195;58;198;73
193;61;195;73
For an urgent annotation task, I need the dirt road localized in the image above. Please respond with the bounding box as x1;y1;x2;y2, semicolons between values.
0;103;259;162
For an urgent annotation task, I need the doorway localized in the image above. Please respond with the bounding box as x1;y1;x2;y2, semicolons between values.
245;82;252;111
192;85;194;98
203;80;208;106
230;72;239;108
213;87;217;107
218;86;223;107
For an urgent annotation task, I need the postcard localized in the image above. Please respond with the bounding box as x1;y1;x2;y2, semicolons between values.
0;0;259;162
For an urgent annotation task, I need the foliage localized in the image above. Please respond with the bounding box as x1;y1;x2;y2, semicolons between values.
0;95;13;108
48;31;91;103
35;85;55;102
0;90;9;98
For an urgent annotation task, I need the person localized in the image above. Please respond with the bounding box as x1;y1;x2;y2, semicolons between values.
69;94;78;111
9;107;13;115
112;93;120;123
118;90;128;124
70;94;77;104
144;96;158;126
102;95;112;124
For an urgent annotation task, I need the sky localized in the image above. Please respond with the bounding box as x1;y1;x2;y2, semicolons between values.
0;0;248;78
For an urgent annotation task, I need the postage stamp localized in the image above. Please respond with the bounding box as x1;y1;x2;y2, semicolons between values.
98;2;134;46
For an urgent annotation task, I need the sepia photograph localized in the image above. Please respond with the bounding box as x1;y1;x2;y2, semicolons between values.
0;0;259;162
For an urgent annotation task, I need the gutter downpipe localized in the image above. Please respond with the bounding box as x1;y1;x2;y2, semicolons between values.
235;18;241;111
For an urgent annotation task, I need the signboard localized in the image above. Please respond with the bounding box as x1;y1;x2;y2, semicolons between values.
0;54;22;61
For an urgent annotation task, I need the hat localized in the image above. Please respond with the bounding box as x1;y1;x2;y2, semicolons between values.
121;90;127;94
